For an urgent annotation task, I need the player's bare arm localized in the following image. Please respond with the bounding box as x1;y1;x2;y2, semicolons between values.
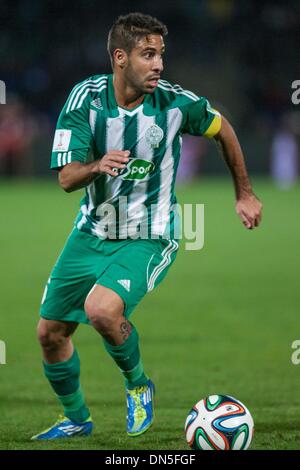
214;116;262;229
58;150;130;192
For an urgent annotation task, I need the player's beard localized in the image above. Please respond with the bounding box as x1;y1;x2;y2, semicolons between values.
125;62;154;95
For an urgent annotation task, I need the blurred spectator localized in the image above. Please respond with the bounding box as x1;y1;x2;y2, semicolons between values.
271;115;299;189
177;135;207;182
0;96;37;176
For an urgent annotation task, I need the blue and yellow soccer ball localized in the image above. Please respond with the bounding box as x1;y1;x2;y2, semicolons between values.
185;395;254;450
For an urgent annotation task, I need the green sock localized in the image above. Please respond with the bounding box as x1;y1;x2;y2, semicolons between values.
43;348;90;423
103;324;148;389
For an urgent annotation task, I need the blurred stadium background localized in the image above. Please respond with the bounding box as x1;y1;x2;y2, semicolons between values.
1;0;300;181
1;0;300;450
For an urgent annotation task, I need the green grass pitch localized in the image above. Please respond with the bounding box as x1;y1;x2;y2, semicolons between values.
0;178;299;450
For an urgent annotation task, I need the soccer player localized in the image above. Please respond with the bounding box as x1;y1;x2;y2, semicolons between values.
32;12;262;440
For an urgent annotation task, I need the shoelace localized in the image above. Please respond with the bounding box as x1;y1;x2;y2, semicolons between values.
128;385;147;396
133;395;146;420
128;386;148;420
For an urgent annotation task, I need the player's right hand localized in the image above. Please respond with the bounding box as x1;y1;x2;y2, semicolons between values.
94;150;130;177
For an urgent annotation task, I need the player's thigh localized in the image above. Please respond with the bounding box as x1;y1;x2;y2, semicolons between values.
97;238;179;318
40;228;107;324
84;284;124;320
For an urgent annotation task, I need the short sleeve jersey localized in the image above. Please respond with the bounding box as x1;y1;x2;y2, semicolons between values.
51;74;221;238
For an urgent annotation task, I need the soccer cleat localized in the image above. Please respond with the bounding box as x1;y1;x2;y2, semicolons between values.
31;415;93;440
126;379;155;436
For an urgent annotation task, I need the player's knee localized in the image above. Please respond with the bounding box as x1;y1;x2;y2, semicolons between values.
37;322;66;351
84;298;119;333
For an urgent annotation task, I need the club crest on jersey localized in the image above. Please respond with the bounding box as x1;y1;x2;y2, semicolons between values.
121;159;155;180
145;124;164;149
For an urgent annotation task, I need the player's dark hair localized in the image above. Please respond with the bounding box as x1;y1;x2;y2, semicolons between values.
107;12;168;67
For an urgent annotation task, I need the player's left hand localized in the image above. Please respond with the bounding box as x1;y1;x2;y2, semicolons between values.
235;194;262;229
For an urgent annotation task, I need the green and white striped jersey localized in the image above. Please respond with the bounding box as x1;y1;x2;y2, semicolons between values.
51;74;221;239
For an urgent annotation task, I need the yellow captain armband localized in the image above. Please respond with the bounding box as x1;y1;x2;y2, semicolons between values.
203;111;222;138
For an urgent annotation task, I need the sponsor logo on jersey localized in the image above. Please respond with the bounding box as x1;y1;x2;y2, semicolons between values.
145;124;164;148
121;159;155;181
52;129;72;152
